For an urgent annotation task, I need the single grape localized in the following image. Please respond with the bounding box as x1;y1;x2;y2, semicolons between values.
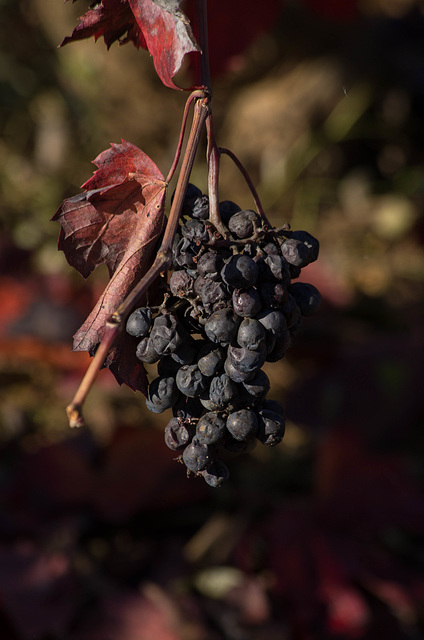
204;309;241;345
169;270;194;298
226;409;259;441
190;194;209;219
290;230;319;262
237;318;267;351
208;373;238;409
126;307;152;338
196;412;227;446
146;376;179;413
228;209;259;239
289;282;321;316
242;369;270;398
136;337;160;364
164;418;193;450
221;254;258;289
200;279;229;307
257;408;285;446
150;312;186;356
176;364;208;397
201;459;230;487
182;219;210;244
227;344;267;375
232;288;262;317
281;231;319;268
258;254;290;283
182;439;212;473
257;308;288;337
197;252;224;279
197;343;225;377
260;282;288;308
224;357;255;383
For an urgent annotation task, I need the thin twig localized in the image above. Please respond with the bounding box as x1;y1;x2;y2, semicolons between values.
165;89;208;184
219;147;271;226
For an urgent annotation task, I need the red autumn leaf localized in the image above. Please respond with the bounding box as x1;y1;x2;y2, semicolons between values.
62;0;199;90
52;140;166;392
61;0;146;49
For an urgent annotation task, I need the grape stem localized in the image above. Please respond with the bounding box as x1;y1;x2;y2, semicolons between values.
219;147;271;227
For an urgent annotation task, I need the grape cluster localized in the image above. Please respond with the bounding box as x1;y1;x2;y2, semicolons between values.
126;184;321;487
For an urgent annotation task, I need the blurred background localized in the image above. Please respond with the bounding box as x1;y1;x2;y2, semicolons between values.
1;0;424;638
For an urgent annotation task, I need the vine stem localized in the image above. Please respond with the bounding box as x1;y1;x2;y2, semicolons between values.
219;147;271;227
66;95;209;428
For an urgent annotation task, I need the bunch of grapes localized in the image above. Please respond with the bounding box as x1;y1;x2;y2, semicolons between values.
125;185;321;487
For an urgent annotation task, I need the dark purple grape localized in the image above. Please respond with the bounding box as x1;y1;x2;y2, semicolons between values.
197;252;224;279
224;357;254;383
126;307;152;338
196;412;226;446
228;209;259;239
190;194;209;219
290;230;319;261
237;318;267;351
258;254;290;283
181;219;210;244
221;255;258;288
208;373;238;409
204;309;241;345
182;440;212;472
260;282;288;308
169;270;194;297
281;231;319;268
146;376;179;413
164;418;193;450
172;237;201;268
232;288;262;317
176;365;208;397
136;337;160;364
257;308;288;337
201;459;230;487
197;344;225;377
226;409;258;441
289;282;321;316
150;313;186;356
227;344;267;375
242;369;270;398
257;408;285;446
219;200;241;225
200;280;229;307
